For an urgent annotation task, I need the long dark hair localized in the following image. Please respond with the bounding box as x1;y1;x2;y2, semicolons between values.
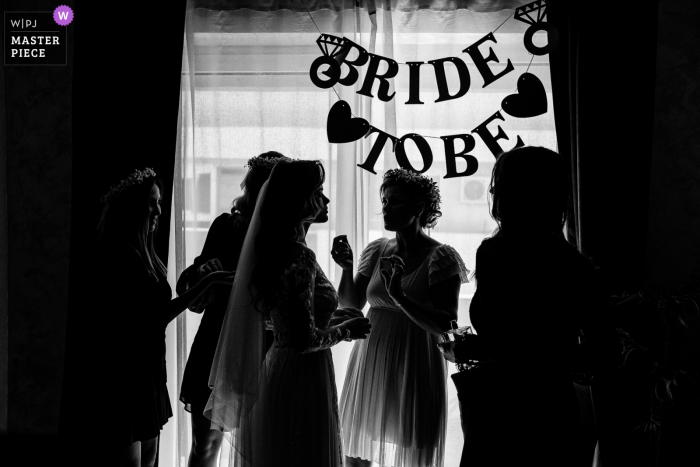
251;160;326;314
97;175;167;281
232;151;289;220
489;146;570;238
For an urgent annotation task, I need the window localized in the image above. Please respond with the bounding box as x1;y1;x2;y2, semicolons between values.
184;173;212;214
167;5;558;466
217;167;246;214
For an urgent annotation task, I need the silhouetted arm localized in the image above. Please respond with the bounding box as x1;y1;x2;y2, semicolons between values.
286;247;370;353
162;270;235;326
176;213;234;311
383;245;468;335
334;238;385;310
390;275;461;335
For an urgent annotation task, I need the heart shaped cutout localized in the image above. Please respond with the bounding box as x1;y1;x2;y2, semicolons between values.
501;72;548;118
327;100;370;144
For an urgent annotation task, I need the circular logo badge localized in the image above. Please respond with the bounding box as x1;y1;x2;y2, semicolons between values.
53;5;74;26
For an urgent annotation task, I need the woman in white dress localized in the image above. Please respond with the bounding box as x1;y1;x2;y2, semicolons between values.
332;169;469;467
205;159;371;467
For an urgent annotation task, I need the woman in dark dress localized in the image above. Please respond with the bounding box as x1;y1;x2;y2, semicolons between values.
93;168;234;467
176;152;289;467
440;146;604;467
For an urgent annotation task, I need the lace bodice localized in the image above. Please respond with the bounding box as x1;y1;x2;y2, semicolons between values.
270;247;343;353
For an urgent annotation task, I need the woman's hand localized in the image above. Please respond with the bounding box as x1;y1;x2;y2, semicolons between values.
204;270;236;286
198;258;223;278
340;317;372;340
331;235;354;271
438;335;486;364
329;307;364;328
437;340;459;363
380;255;406;304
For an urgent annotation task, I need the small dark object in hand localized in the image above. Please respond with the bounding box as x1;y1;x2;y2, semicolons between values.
440;320;479;372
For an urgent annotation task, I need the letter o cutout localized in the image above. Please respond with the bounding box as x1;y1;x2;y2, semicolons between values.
395;133;433;174
523;22;559;56
310;56;341;89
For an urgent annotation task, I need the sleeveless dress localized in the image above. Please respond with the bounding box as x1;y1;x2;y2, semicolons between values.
258;247;346;467
339;237;469;467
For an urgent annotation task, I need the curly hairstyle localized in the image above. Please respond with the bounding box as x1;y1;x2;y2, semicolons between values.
96;171;167;281
489;146;570;237
251;160;326;314
380;168;442;229
232;151;290;220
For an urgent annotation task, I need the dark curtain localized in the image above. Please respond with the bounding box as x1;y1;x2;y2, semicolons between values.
549;1;659;466
59;2;187;465
550;1;658;290
1;0;75;462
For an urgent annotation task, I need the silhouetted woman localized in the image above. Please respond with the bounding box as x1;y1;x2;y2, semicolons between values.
440;146;602;467
333;168;469;467
176;152;289;467
93;168;233;467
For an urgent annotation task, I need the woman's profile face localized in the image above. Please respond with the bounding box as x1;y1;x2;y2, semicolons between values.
381;185;419;232
311;185;330;224
148;183;162;232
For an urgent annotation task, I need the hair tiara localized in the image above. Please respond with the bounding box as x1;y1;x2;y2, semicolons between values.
244;155;294;171
100;168;157;204
383;168;441;203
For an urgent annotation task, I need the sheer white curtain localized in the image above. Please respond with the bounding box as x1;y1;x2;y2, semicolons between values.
164;0;556;465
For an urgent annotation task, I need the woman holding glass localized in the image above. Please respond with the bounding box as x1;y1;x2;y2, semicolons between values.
332;168;469;467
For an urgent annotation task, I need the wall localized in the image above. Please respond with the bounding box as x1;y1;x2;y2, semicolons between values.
646;0;700;288
1;0;74;435
1;2;185;449
644;2;700;463
0;21;8;433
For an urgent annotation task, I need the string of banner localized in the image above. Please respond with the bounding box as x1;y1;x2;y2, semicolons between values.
301;0;559;178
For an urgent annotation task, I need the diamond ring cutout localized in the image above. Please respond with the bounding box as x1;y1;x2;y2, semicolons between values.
316;34;349;58
514;0;550;26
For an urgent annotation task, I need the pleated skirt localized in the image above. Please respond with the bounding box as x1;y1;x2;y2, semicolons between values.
339;306;448;467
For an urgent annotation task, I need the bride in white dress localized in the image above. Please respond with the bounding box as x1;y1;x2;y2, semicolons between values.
205;159;371;467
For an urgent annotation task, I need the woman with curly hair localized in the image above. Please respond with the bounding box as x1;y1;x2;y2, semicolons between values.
332;168;469;467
